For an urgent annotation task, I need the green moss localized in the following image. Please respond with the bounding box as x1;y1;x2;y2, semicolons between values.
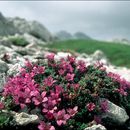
9;37;29;47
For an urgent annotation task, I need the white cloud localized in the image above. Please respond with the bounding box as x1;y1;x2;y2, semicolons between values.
0;1;130;40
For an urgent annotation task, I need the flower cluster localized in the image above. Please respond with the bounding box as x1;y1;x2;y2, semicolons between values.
108;72;130;96
1;53;130;130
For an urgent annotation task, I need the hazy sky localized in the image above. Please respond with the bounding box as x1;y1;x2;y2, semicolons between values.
0;1;130;40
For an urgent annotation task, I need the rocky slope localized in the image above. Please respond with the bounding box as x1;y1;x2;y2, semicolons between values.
0;36;130;88
0;39;130;130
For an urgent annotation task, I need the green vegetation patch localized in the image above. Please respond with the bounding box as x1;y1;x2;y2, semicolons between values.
45;39;130;68
9;37;29;47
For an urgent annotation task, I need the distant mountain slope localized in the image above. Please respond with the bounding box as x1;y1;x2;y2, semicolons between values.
55;30;92;41
54;30;73;41
74;32;92;40
0;12;53;42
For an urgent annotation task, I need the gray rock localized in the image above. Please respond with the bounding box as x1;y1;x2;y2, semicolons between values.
13;112;39;126
2;110;39;126
0;51;23;65
92;50;106;61
0;60;9;73
100;99;129;124
54;52;72;61
0;45;13;55
0;12;53;42
0;12;20;36
23;33;46;45
8;17;53;42
0;38;12;48
76;50;109;66
84;124;106;130
0;73;6;92
7;63;23;76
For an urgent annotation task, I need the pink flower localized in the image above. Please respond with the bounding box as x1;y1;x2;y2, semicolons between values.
25;60;33;70
32;97;41;106
58;69;65;76
32;66;45;74
44;76;56;87
117;88;127;96
45;112;54;120
66;64;73;73
67;55;75;64
67;106;78;117
100;99;108;112
38;121;55;130
42;95;58;113
54;109;70;126
41;91;48;102
94;115;102;124
0;102;4;110
30;90;40;97
46;53;55;61
66;73;75;81
86;103;96;111
77;60;86;72
72;84;80;91
55;85;64;94
20;103;26;109
25;98;31;104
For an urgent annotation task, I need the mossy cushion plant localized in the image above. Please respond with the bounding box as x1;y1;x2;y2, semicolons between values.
0;53;130;130
9;37;29;47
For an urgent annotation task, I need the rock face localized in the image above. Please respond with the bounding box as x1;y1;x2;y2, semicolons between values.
0;12;19;36
100;99;129;124
8;17;53;42
13;112;39;126
84;124;106;130
0;12;53;42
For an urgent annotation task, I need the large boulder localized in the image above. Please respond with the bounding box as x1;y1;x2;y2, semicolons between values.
100;99;129;125
85;124;106;130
